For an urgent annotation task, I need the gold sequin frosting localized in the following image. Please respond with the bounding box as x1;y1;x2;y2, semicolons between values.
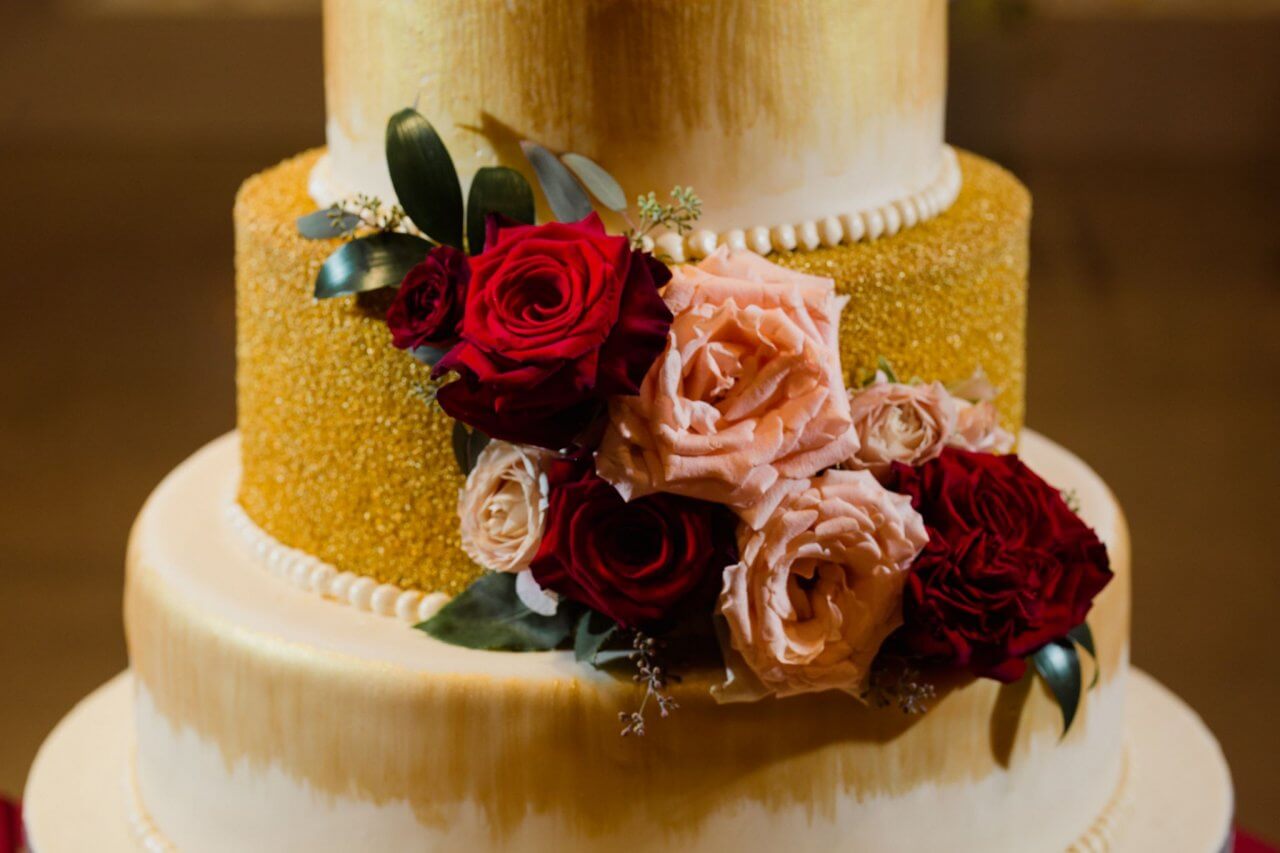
235;149;1030;593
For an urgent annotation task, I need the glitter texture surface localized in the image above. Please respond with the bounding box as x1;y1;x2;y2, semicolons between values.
235;150;1029;593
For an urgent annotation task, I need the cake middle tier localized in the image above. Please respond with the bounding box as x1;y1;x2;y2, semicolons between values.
236;149;1029;593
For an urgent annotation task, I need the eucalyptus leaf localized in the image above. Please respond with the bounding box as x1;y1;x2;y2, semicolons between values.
386;108;464;248
1032;640;1082;737
574;610;619;665
297;207;361;240
877;356;900;384
520;141;594;223
410;344;450;368
1068;622;1100;689
416;572;575;651
560;152;627;213
451;421;490;476
314;232;432;300
466;166;535;255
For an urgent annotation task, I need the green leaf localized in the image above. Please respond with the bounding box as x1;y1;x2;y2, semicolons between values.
451;421;490;475
574;610;619;664
1032;640;1083;737
314;233;432;300
416;572;574;651
877;356;900;384
1068;623;1100;688
465;166;535;255
560;153;627;213
297;207;361;240
410;344;449;368
520;141;594;223
386;108;464;248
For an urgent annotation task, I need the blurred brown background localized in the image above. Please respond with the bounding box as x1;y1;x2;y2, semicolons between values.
1;0;1277;841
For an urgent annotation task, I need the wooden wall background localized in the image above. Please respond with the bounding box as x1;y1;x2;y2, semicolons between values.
1;0;1277;840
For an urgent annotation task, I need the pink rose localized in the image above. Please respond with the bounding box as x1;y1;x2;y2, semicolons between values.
717;470;928;698
596;247;858;530
845;377;957;477
948;399;1015;454
458;441;552;575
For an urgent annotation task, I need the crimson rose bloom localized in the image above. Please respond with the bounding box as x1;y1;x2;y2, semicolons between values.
887;449;1112;682
386;244;470;351
435;214;672;449
530;456;737;629
0;796;21;853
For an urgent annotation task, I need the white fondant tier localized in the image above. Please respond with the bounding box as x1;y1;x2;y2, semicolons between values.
25;670;1233;853
120;431;1133;852
316;0;956;245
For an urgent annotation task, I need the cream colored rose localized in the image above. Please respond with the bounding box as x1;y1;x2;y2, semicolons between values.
717;469;928;699
948;399;1015;454
458;441;552;574
845;376;958;477
596;247;858;530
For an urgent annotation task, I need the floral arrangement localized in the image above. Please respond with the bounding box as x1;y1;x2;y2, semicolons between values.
299;108;1113;737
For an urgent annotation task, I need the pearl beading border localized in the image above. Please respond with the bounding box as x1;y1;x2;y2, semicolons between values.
1067;745;1135;853
224;500;451;625
124;751;175;853
645;147;962;262
310;147;962;261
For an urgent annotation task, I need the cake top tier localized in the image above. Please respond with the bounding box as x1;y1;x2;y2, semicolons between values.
316;0;952;242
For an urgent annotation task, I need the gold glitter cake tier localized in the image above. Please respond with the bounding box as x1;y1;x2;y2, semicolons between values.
235;149;1029;593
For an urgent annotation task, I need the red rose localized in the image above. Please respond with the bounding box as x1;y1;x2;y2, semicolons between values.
386;244;470;351
530;456;737;629
886;449;1113;682
435;214;672;449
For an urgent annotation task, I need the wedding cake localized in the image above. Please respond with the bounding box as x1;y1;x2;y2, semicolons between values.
22;1;1235;851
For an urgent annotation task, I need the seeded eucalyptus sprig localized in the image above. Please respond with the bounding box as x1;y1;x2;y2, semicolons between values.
865;662;937;715
619;632;680;737
627;186;703;250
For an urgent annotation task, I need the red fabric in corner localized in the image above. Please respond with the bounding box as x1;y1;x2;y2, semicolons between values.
0;797;22;853
1238;830;1280;853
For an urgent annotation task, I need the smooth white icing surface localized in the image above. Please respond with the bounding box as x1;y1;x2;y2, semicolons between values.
126;430;1131;852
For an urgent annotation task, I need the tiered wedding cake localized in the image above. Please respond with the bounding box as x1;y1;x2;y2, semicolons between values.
22;1;1235;851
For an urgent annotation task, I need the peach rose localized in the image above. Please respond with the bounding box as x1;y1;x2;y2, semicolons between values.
846;376;957;477
596;247;858;530
948;399;1015;454
717;469;928;698
458;441;552;574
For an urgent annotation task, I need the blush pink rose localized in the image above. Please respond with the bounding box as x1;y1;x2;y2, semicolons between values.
717;470;928;698
948;399;1015;454
845;377;957;477
596;247;858;530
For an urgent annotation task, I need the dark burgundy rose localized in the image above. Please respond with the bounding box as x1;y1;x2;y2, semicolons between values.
386;244;470;351
0;796;21;853
530;456;737;629
886;449;1113;683
435;214;672;449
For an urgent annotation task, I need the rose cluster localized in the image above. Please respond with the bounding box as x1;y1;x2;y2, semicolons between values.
393;219;1111;701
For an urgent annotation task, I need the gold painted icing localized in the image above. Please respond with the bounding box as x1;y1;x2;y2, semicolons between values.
235;149;1029;593
126;472;1128;843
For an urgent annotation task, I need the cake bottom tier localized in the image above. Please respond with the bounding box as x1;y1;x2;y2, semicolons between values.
124;431;1131;853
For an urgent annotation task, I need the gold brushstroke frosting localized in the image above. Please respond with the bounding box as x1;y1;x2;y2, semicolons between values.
128;431;1129;850
235;149;1028;593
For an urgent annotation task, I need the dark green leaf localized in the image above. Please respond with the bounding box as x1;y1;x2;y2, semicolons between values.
877;356;900;384
314;233;432;300
1068;623;1100;688
416;572;574;651
410;345;450;368
520;141;594;223
560;153;627;213
1032;640;1083;737
386;108;464;248
574;610;619;665
466;166;535;255
451;421;490;475
297;207;361;239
